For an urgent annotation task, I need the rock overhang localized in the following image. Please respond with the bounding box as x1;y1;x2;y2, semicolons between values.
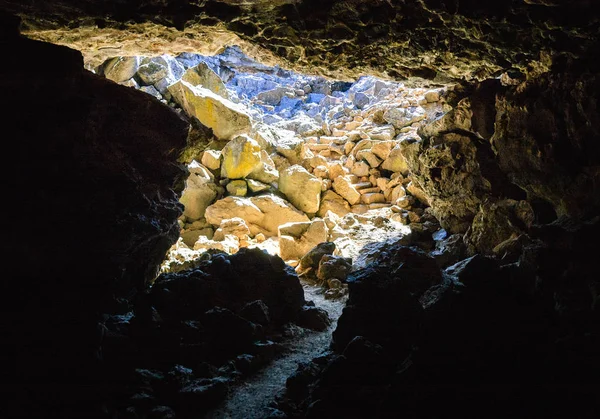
2;0;598;82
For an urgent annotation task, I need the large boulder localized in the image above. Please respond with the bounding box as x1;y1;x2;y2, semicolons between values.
279;165;322;214
205;195;309;236
168;80;252;140
151;248;306;326
100;56;140;83
220;135;262;179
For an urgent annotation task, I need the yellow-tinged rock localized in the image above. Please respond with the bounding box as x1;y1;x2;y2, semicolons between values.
168;80;251;140
226;180;248;196
221;135;262;179
381;145;410;174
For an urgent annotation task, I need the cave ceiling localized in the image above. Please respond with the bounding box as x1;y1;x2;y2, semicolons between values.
2;0;599;81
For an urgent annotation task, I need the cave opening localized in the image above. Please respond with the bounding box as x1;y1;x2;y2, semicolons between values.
92;47;446;280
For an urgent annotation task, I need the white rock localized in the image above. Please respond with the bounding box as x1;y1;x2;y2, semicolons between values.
213;217;251;241
182;62;229;99
383;106;426;129
279;165;322;214
180;160;221;221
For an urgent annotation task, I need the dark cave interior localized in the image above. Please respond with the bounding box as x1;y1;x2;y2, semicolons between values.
1;1;600;418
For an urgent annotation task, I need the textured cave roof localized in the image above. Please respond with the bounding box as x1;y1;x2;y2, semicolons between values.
2;0;600;81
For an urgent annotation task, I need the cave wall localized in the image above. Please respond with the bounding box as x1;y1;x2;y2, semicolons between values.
1;14;189;418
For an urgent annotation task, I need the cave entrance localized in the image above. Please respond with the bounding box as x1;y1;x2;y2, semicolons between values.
95;47;447;289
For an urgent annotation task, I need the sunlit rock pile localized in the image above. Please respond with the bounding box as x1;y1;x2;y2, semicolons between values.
97;47;446;275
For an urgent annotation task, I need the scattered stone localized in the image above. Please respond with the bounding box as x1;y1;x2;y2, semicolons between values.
201;150;222;170
205;195;309;237
226;179;248;196
381;145;409;174
315;190;350;218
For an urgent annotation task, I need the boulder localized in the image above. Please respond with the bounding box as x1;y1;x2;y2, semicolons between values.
213;217;252;241
371;141;395;160
180;161;221;221
101;56;139;83
383;106;426;129
255;86;295;106
333;177;361;205
351;161;370;177
181;62;229;99
137;56;170;85
152;247;306;326
226;180;248;196
220;135;262;179
247;150;279;184
168;80;252;140
246;179;270;193
367;124;396;141
279;220;328;261
317;254;352;282
205;195;309;237
193;235;240;253
381;145;409;174
279;165;322;214
353;92;371;109
298;242;336;273
317;190;352;218
201;150;222;171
